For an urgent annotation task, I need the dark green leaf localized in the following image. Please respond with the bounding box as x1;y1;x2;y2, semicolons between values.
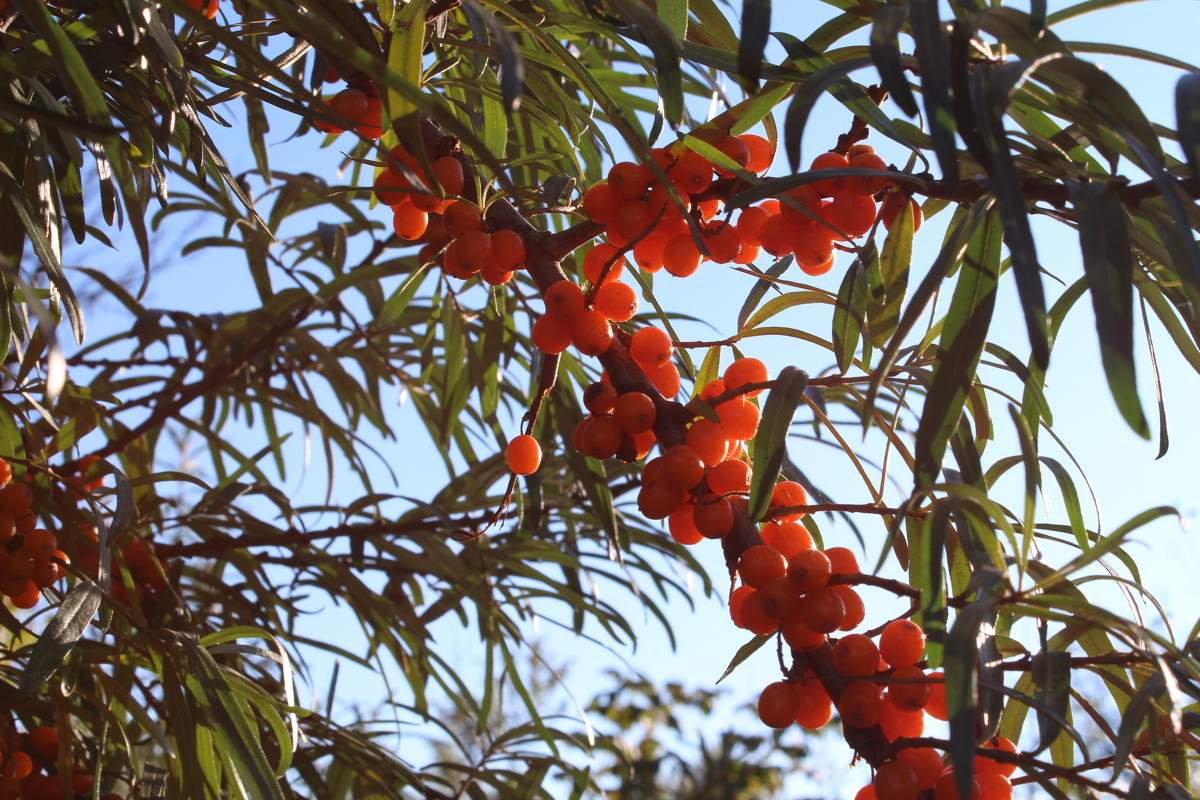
831;250;868;374
716;634;772;683
1032;649;1072;752
1178;72;1200;185
747;366;808;522
869;6;918;117
946;598;996;797
737;0;771;90
910;0;957;179
19;582;101;695
914;209;1001;489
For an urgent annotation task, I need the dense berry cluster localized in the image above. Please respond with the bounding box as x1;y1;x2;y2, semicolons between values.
312;70;384;139
0;724;98;800
0;460;68;609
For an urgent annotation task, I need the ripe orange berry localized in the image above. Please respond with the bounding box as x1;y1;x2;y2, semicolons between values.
832;633;880;677
28;726;59;760
897;746;945;790
736;205;770;246
873;761;920;800
738;545;787;588
571;310;614;356
443;200;483;237
491;229;526;271
757;681;799;729
977;773;1013;800
583;183;622;223
739;134;774;173
186;0;220;18
583;242;628;285
685;419;728;467
794;678;834;728
847;152;890;196
583;381;618;415
455;230;493;272
0;460;10;489
756;575;803;619
974;736;1018;778
888;665;930;712
834;585;866;631
882;195;923;232
856;786;878;800
613;391;656;434
374;169;410;205
608;161;651;200
629;326;673;370
644;359;681;398
723;357;768;397
780;613;826;652
837;681;884;728
662;445;705;490
763;521;813;559
611;198;655;241
668;503;703;545
787;548;832;594
392;203;429;241
821;193;878;239
505;435;542;475
593;281;638;321
925;671;949;721
545;280;585;321
633;235;667;273
329;88;369;122
736;589;779;635
793;223;836;268
692;494;733;538
933;772;981;800
809;150;850;196
879;619;926;668
431;156;465;196
825;546;860;575
637;482;685;519
799;587;845;633
666;151;714;194
531;314;572;354
705;458;751;496
769;481;808;521
716;396;760;440
22;528;57;558
758;213;797;257
2;752;32;780
581;414;623;459
662;234;703;277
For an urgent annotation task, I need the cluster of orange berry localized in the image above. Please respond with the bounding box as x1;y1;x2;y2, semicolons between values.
0;460;68;610
854;736;1017;800
77;527;171;607
312;72;384;140
0;725;97;800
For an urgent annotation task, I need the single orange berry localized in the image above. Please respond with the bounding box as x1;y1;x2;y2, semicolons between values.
571;310;614;356
593;281;638;321
873;761;920;800
545;280;585;322
706;458;751;496
629;326;673;370
837;681;884;728
879;619;925;669
505;435;542;475
613;391;656;434
583;381;618;415
531;314;573;354
757;681;799;729
738;545;787;588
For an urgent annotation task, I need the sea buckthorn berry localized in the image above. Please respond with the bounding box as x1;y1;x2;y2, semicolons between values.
1;752;32;780
662;234;703;278
443;201;483;237
571;310;614;356
668;503;703;545
374;169;410;205
793;224;836;269
879;697;926;740
583;381;618;415
794;678;834;728
757;575;803;619
729;583;754;627
667;151;714;194
531;314;573;354
593;281;638;322
757;681;800;729
581;414;623;459
736;205;770;246
660;445;705;490
801;252;836;277
833;585;866;631
699;378;726;402
608;161;651;200
505;435;542;475
614;391;656;434
637;482;685;519
873;761;920;800
693;494;733;539
632;235;667;273
787;548;832;593
644;359;681;398
764;521;813;559
723;357;768;397
641;456;667;488
879;619;926;668
974;736;1018;777
700;222;741;263
737;589;779;635
491;229;526;271
780;614;826;652
354;96;383;138
685;419;728;467
976;773;1013;800
847;151;890;196
611;198;655;241
545;280;585;322
799;587;845;633
713;135;751;176
392;203;429;241
810;150;850;196
933;771;981;800
825;547;860;575
6;550;36;579
882;194;923;232
832;633;880;677
432;156;465;196
847;143;875;158
898;747;945;790
738;545;787;588
583;183;621;223
739;134;774;173
779;185;823;225
838;681;884;728
329;87;369;121
888;665;930;712
758;213;798;257
925;671;949;721
629;326;673;370
855;786;878;800
706;458;751;496
186;0;221;18
455;230;493;271
0;483;33;515
583;242;628;285
22;528;56;558
769;480;808;521
71;768;95;797
31;558;63;588
821;193;877;239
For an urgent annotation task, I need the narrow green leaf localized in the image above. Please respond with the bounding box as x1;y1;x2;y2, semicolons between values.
1178;72;1200;184
781;55;873;172
1068;181;1148;437
831;252;868;374
19;582;101;695
946;599;996;798
736;256;793;332
914;210;1002;488
605;0;684;128
386;0;428;121
737;0;771;89
910;0;957;179
747;366;808;521
869;6;918;117
1032;649;1072;751
869;200;913;347
716;634;772;683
